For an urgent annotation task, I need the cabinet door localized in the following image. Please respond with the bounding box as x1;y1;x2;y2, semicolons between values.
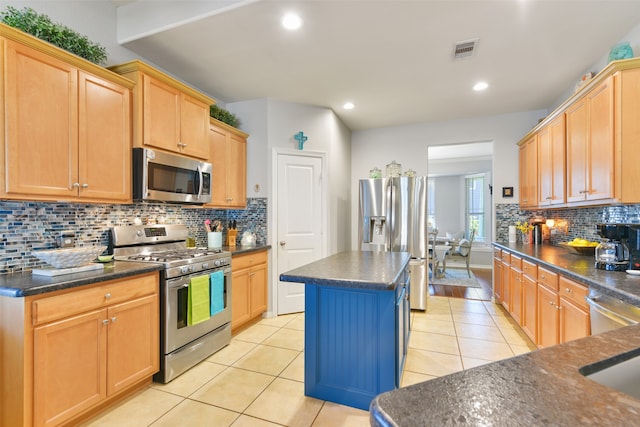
559;297;590;344
107;294;159;395
231;268;251;329
521;274;537;343
493;257;502;301
586;76;614;201
501;260;510;310
566;98;588;203
537;285;559;348
538;116;566;206
179;94;210;159
142;74;181;153
519;136;537;208
4;40;78;198
78;71;131;202
509;268;523;325
227;132;247;208
250;263;268;318
209;124;229;206
33;309;107;427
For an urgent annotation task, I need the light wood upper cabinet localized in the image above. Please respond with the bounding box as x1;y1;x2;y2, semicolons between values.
518;135;537;208
537;115;566;206
566;76;614;203
208;119;248;208
1;30;132;203
110;60;214;160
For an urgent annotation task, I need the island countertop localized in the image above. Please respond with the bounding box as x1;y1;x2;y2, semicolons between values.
279;250;411;290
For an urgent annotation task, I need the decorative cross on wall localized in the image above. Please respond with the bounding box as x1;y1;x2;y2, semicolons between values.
294;131;308;150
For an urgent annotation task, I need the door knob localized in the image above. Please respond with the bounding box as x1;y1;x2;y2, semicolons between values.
280;241;286;246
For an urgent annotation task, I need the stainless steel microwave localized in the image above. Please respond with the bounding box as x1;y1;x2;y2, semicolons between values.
133;148;212;204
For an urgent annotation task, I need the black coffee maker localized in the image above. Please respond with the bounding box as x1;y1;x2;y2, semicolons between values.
595;223;630;271
628;225;640;270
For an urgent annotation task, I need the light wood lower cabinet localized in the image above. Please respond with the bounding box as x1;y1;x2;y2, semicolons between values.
558;276;590;343
508;255;523;325
521;260;538;343
231;250;268;331
0;272;159;427
492;249;503;302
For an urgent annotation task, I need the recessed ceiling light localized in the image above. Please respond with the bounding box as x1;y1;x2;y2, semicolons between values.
473;81;489;91
343;102;355;110
282;13;302;31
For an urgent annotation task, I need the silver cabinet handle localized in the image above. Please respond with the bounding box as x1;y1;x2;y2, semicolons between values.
72;182;80;189
105;293;112;299
82;183;88;188
111;317;117;323
565;288;572;293
102;319;109;325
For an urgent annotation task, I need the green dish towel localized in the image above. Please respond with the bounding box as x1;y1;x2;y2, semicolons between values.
188;275;211;325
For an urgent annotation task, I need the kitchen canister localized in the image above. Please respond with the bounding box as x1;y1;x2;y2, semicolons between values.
207;232;222;249
369;167;382;178
508;226;517;243
386;160;402;177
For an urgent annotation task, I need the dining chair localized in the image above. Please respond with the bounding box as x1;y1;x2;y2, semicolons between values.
444;229;476;277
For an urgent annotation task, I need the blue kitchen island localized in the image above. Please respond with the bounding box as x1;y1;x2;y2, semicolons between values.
279;250;411;410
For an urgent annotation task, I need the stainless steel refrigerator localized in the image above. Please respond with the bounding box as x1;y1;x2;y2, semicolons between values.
358;177;428;310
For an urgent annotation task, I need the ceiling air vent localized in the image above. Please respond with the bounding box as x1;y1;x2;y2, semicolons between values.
453;39;478;59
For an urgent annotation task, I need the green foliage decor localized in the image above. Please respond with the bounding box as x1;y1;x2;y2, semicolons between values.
210;105;241;128
0;6;107;65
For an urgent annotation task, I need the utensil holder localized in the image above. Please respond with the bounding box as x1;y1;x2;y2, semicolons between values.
207;232;222;249
227;230;238;248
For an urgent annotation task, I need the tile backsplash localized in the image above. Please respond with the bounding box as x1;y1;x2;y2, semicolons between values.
0;198;267;274
496;203;640;243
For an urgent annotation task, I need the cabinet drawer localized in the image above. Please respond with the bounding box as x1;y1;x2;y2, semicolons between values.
510;254;522;270
559;276;588;309
538;267;559;291
32;272;158;325
501;251;511;263
522;260;538;279
232;250;268;270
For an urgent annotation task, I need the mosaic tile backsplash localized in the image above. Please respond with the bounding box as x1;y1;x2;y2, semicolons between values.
496;203;640;244
0;198;267;274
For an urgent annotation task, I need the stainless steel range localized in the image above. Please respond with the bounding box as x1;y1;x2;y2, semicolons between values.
111;224;231;383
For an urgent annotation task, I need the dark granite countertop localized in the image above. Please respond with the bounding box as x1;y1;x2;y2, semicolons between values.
371;323;640;426
279;251;411;290
224;244;271;256
0;262;163;298
493;242;640;306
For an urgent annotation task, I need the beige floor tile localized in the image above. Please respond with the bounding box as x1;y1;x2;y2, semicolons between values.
233;344;300;376
245;378;324;427
452;312;496;326
510;343;536;355
259;313;299;328
81;388;183;427
284;314;306;331
150;360;226;397
421;312;454;323
207;339;258;366
461;356;494;370
400;371;438;387
499;325;535;347
457;337;514;361
454;323;507;343
408;330;460;355
424;304;452;315
280;352;305;382
482;301;502;315
425;296;451;310
233;324;280;344
231;414;283;426
411;316;456;336
262;327;305;351
151;399;239;427
311;402;370;427
449;298;489;314
403;348;463;377
190;367;275;412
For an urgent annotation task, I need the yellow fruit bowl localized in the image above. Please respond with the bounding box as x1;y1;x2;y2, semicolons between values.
559;242;597;256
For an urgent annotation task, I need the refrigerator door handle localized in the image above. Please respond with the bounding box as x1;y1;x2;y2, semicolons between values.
363;216;371;243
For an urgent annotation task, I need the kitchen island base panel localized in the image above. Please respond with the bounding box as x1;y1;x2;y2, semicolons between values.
304;283;397;411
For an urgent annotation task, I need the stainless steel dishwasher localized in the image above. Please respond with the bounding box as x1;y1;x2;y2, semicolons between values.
586;289;640;334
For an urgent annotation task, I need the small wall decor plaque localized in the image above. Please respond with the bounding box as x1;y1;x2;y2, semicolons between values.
502;187;514;198
294;131;308;150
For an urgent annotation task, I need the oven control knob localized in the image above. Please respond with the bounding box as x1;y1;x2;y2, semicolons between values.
202;262;209;269
181;266;189;274
215;259;221;267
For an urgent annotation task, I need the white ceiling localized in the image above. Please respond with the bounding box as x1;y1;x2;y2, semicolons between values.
113;1;640;132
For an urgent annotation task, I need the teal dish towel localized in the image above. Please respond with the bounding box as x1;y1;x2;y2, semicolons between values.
188;275;211;326
210;270;225;316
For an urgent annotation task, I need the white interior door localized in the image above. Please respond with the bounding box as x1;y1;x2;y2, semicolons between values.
276;152;324;315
